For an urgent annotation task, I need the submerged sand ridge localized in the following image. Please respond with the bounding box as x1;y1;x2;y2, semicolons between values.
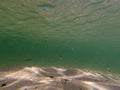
0;67;120;90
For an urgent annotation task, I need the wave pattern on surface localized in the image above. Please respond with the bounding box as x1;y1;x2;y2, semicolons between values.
0;0;120;40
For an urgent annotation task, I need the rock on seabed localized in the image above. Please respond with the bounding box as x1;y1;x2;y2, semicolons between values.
0;67;120;90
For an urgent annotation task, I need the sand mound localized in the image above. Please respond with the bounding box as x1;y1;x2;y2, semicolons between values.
0;67;120;90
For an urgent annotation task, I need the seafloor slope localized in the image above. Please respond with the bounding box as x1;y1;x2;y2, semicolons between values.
0;67;120;90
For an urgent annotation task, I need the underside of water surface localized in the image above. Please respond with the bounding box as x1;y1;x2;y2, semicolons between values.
0;0;120;74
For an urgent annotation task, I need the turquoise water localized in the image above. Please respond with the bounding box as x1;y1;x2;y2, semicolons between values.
0;0;120;73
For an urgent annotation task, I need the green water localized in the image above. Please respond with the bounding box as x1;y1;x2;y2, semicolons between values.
0;0;120;73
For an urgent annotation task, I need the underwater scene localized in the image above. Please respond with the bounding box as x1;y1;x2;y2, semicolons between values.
0;0;120;90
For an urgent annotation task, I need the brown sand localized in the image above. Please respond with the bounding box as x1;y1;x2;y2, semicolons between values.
0;66;120;90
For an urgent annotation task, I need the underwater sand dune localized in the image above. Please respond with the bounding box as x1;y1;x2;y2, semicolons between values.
0;67;120;90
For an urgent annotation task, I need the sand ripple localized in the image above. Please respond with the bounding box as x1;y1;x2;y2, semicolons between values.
0;67;120;90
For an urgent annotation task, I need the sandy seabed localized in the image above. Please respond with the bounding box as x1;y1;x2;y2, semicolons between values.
0;66;120;90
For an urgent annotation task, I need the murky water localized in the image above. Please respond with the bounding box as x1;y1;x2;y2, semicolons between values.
0;0;120;73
